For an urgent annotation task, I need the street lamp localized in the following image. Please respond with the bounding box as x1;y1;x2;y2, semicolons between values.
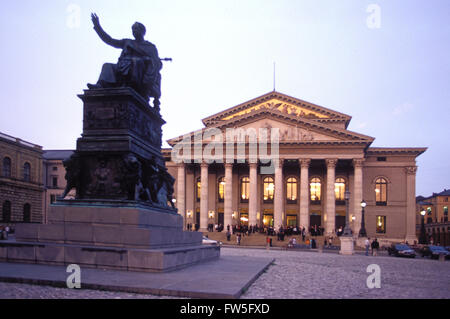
419;210;428;244
342;190;352;236
359;200;367;237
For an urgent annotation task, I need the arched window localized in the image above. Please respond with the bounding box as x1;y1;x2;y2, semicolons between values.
23;162;31;182
240;177;249;202
196;178;201;202
263;177;275;202
2;201;11;222
335;178;346;201
286;177;298;203
375;177;387;205
2;157;11;178
23;203;31;223
310;177;321;203
218;176;225;202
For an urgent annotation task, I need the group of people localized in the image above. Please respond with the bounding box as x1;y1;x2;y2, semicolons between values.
364;237;380;256
0;225;11;240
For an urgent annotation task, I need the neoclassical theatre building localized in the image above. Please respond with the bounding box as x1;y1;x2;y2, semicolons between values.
164;91;425;242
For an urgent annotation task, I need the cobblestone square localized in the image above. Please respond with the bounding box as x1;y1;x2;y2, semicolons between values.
0;247;448;299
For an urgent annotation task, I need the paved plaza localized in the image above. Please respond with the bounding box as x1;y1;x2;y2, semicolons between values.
0;247;448;299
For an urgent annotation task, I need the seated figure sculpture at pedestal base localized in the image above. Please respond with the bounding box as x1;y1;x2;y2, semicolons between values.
87;13;163;110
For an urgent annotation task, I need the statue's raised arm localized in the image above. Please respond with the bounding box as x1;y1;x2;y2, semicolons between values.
91;13;124;49
88;14;162;110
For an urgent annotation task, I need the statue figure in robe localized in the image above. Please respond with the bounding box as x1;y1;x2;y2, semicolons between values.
88;13;163;110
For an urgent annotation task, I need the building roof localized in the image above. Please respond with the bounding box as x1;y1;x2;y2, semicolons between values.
0;131;42;151
436;189;450;196
43;150;74;160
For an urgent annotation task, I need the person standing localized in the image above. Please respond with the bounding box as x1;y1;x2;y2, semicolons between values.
365;238;370;256
371;238;379;256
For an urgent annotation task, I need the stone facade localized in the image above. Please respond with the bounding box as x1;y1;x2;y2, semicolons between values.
164;91;427;242
0;132;44;225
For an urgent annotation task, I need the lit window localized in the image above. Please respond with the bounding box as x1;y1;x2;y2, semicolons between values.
218;177;225;202
310;178;321;202
241;177;249;201
335;178;346;201
376;216;386;233
196;178;201;202
2;157;11;178
286;177;297;202
263;177;275;202
375;177;387;205
23;162;31;182
427;207;432;215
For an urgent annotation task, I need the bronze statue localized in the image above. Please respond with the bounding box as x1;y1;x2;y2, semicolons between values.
88;13;163;110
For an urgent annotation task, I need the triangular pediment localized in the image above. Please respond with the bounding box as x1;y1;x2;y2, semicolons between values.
202;91;352;128
167;91;374;147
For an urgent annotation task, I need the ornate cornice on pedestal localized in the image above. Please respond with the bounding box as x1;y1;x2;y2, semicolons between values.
405;166;418;175
299;159;311;168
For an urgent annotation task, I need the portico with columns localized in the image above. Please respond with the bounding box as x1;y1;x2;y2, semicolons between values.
166;91;426;241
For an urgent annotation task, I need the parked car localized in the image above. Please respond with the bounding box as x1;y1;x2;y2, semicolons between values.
420;245;450;260
387;243;416;258
202;236;222;246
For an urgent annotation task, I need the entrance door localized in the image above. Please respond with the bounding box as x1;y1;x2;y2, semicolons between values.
310;215;321;228
218;212;224;225
263;214;274;227
335;216;346;231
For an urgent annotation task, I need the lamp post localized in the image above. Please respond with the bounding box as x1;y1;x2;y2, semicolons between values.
339;190;354;255
342;190;352;236
359;200;367;237
419;210;428;244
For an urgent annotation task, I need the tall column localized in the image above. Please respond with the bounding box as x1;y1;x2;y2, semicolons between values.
224;163;233;229
352;159;364;236
249;162;258;226
325;159;338;235
176;163;186;228
200;162;209;231
299;159;311;231
274;159;284;229
405;166;418;243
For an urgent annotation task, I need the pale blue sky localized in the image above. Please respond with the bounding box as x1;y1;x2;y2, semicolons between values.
0;0;449;196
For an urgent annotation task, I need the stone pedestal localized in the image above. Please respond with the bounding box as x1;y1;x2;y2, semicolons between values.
339;236;354;255
1;88;220;272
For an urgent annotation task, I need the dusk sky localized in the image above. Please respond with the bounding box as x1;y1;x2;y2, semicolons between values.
0;0;449;197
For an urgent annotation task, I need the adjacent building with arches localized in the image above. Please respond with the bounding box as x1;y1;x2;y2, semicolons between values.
165;91;427;243
0;132;44;225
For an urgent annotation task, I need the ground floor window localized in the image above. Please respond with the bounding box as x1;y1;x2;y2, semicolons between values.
286;215;297;227
23;203;31;223
2;200;11;222
376;215;386;233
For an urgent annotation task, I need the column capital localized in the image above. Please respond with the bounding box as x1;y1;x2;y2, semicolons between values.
405;166;418;175
177;162;186;168
353;158;365;168
299;159;311;168
200;161;209;168
326;158;338;168
274;158;284;168
224;162;233;169
249;162;258;168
